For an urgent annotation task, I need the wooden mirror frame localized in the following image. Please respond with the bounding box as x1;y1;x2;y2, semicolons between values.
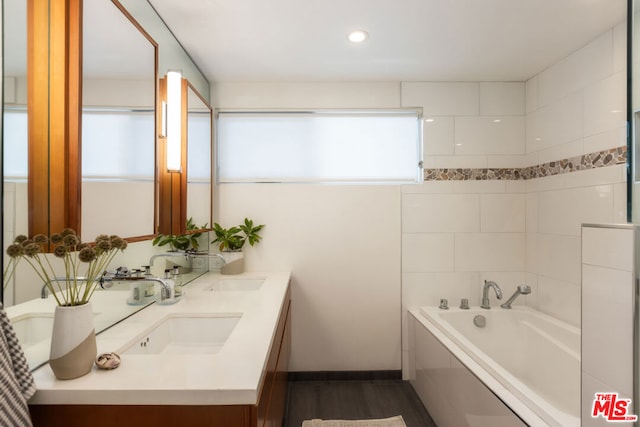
28;0;82;245
26;0;182;246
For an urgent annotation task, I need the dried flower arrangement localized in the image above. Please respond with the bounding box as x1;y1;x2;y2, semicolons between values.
3;228;127;306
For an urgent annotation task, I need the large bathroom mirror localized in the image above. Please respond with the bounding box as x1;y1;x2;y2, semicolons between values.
1;0;212;370
3;0;29;306
81;0;157;240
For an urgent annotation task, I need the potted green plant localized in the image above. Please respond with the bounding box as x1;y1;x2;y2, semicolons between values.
211;218;264;274
4;229;127;380
152;217;208;252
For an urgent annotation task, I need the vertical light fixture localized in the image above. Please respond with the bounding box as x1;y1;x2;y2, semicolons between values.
166;70;182;172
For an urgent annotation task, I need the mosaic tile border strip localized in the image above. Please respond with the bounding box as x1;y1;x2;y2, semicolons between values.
424;146;627;181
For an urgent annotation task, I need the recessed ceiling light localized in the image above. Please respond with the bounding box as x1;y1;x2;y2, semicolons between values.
348;30;369;43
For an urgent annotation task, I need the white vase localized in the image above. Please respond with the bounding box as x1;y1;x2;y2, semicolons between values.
221;251;244;275
49;302;97;380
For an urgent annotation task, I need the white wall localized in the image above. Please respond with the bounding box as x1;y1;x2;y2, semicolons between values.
525;23;627;326
213;83;403;371
399;82;528;377
581;225;635;426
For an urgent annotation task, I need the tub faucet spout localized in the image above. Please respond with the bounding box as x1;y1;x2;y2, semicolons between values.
500;285;531;309
481;280;502;309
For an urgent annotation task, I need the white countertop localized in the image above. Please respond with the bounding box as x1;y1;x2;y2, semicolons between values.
28;271;291;406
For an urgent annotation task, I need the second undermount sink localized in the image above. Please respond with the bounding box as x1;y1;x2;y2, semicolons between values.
208;278;265;291
11;313;55;347
122;314;242;355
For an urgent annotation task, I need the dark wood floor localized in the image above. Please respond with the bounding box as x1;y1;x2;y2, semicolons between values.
283;380;437;427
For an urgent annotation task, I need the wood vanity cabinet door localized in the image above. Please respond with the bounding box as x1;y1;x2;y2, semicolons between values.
30;404;254;427
256;289;291;427
265;303;291;427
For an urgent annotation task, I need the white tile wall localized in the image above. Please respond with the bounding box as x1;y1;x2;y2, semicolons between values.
583;72;626;137
480;194;526;232
479;82;525;116
613;22;627;74
455;233;525;272
403;81;526;167
537;186;614;236
537;30;613;108
402;233;455;272
402;194;480;233
525;76;538;114
581;225;635;424
401;82;479;116
582;227;634;270
582;263;633;396
526;91;584;152
422;117;454;155
537;234;582;284
455;117;525;155
537;275;581;326
401;181;527;317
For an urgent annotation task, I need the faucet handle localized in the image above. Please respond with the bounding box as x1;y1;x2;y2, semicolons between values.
460;298;469;310
142;265;152;276
439;298;449;310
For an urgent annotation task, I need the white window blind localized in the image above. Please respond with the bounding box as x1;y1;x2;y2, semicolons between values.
217;110;422;183
82;110;154;180
187;112;212;181
3;109;28;180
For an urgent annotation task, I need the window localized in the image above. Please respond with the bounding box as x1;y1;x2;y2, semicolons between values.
217;110;422;183
82;109;154;181
3;108;28;181
5;109;155;182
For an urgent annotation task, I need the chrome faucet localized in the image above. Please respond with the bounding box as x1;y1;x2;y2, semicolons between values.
149;252;189;267
481;280;503;309
145;277;175;303
41;277;89;299
500;285;531;309
208;253;226;267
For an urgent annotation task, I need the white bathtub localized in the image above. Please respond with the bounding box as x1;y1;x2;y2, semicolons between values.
416;306;580;427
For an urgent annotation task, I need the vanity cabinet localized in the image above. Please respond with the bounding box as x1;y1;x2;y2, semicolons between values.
29;287;291;427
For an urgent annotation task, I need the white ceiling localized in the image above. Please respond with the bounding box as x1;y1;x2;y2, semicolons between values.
148;0;627;83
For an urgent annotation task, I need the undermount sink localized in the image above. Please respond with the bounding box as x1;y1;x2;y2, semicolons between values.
122;314;242;355
11;313;55;347
208;278;265;291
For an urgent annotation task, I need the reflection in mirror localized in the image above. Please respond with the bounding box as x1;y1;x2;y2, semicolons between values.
3;0;29;306
81;0;157;240
186;84;213;228
1;0;212;372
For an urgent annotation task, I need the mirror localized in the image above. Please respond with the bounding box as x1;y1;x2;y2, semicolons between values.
3;0;28;306
1;0;212;370
81;0;157;239
186;83;213;228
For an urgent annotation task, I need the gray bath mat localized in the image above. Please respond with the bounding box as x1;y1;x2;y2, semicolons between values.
302;415;407;427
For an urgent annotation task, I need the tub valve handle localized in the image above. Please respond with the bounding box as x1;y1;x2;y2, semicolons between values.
439;298;449;310
460;298;469;310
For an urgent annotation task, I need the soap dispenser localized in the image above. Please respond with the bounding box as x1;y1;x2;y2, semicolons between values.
161;268;176;301
140;265;154;300
172;265;183;297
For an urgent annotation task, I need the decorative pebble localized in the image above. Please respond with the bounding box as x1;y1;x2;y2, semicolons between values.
95;352;121;370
